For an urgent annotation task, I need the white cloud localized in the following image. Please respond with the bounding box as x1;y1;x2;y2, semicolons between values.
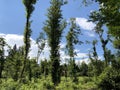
75;52;87;59
60;48;89;64
0;33;90;64
75;17;95;31
0;33;24;47
0;33;47;59
84;31;95;37
75;58;89;65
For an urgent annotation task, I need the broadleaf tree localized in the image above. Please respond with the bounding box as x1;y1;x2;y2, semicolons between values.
43;0;67;85
66;18;82;82
20;0;37;81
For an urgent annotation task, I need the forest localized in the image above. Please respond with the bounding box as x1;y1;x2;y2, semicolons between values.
0;0;120;90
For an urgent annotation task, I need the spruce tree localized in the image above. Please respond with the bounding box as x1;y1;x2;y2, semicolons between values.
43;0;66;85
20;0;37;81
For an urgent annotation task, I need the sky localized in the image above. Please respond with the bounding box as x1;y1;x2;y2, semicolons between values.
0;0;111;64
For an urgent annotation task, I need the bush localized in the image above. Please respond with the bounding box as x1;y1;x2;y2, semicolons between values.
98;67;120;90
43;80;55;89
0;79;21;90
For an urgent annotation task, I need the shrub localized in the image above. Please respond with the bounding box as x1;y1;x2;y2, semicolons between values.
98;67;120;90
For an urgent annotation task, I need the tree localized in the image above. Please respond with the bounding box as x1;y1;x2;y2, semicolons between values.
89;40;104;78
60;63;68;81
36;32;46;63
66;18;82;82
40;59;49;78
79;62;88;76
91;0;120;50
5;45;24;81
98;66;120;90
43;0;66;85
0;37;6;78
89;11;112;67
20;0;37;81
28;58;41;79
90;1;120;89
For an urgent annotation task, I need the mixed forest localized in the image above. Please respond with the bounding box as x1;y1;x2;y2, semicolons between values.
0;0;120;90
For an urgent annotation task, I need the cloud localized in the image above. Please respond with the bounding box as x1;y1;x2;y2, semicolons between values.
75;17;96;37
60;48;89;64
75;52;87;59
0;33;90;64
0;33;65;62
75;17;95;31
84;31;95;37
0;33;47;59
75;58;89;65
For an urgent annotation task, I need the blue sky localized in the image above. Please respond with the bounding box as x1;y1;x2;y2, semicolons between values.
0;0;98;37
0;0;110;63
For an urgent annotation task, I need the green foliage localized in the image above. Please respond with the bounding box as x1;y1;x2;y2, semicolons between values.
29;59;41;78
21;0;37;81
66;18;82;57
4;45;24;81
88;40;104;77
0;37;6;78
66;18;82;83
0;76;55;90
98;66;120;90
56;77;98;90
22;0;37;18
91;0;120;50
43;0;66;85
40;59;50;78
79;62;88;76
89;9;113;67
68;60;78;83
0;0;120;89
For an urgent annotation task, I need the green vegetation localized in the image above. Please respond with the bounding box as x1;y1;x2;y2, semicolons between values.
20;0;37;81
0;0;120;90
0;76;98;90
43;0;66;85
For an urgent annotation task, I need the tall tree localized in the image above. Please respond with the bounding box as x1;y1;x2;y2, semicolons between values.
91;0;120;50
89;1;120;89
89;0;120;66
43;0;66;85
89;17;111;66
66;18;81;82
20;0;37;81
0;37;6;78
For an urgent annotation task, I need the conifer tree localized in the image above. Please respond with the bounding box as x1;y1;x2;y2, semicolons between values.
43;0;66;85
5;45;24;81
20;0;37;81
0;37;6;78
